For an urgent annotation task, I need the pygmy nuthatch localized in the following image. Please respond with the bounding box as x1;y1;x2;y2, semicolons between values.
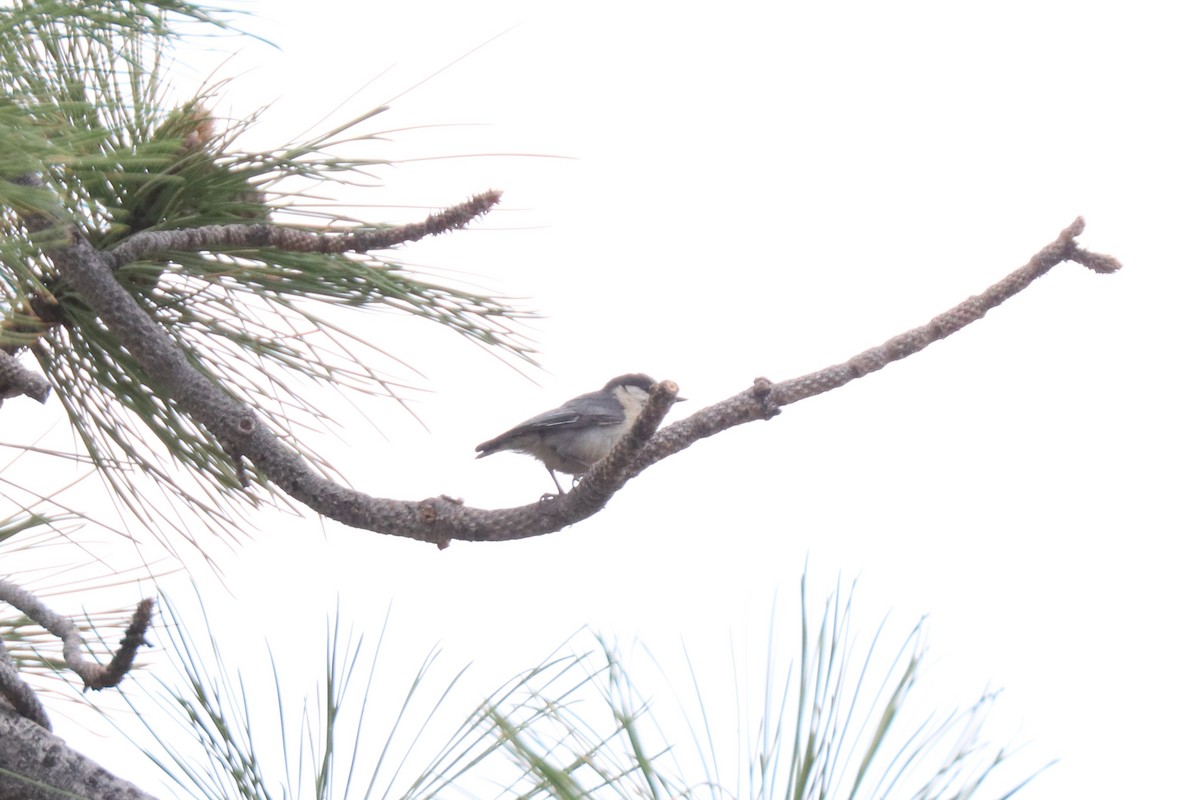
475;373;664;492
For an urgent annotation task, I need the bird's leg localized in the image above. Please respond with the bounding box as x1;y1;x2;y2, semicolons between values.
546;466;566;495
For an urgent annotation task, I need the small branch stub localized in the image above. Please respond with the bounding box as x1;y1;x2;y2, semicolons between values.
752;377;779;419
0;350;51;404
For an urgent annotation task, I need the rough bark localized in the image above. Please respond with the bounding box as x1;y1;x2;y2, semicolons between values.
54;216;1121;546
0;704;158;800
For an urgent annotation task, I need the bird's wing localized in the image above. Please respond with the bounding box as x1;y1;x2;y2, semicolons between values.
518;392;625;431
475;393;623;454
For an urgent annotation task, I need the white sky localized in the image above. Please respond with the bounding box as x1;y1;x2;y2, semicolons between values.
9;1;1199;798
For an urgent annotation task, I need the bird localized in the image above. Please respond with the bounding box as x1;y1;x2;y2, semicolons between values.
475;373;660;493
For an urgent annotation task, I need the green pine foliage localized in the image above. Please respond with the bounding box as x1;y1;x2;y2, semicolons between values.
110;579;1044;800
0;1;533;543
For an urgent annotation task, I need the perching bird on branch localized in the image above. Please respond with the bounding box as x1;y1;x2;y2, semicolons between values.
476;373;668;493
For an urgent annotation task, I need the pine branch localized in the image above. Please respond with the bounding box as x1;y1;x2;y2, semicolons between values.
46;202;1120;546
0;578;153;700
0;639;49;730
104;189;503;268
627;216;1121;477
0;703;159;800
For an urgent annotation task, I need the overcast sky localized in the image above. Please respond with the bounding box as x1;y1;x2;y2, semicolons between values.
15;1;1200;798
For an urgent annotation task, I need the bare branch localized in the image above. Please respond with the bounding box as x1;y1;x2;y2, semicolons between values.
104;189;503;268
45;206;1120;547
0;579;154;693
628;216;1122;475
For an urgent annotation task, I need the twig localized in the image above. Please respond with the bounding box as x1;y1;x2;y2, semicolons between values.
0;579;154;696
628;216;1122;474
104;190;502;269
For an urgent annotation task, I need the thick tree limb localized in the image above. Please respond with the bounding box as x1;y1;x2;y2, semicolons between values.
50;212;1118;546
0;704;158;800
